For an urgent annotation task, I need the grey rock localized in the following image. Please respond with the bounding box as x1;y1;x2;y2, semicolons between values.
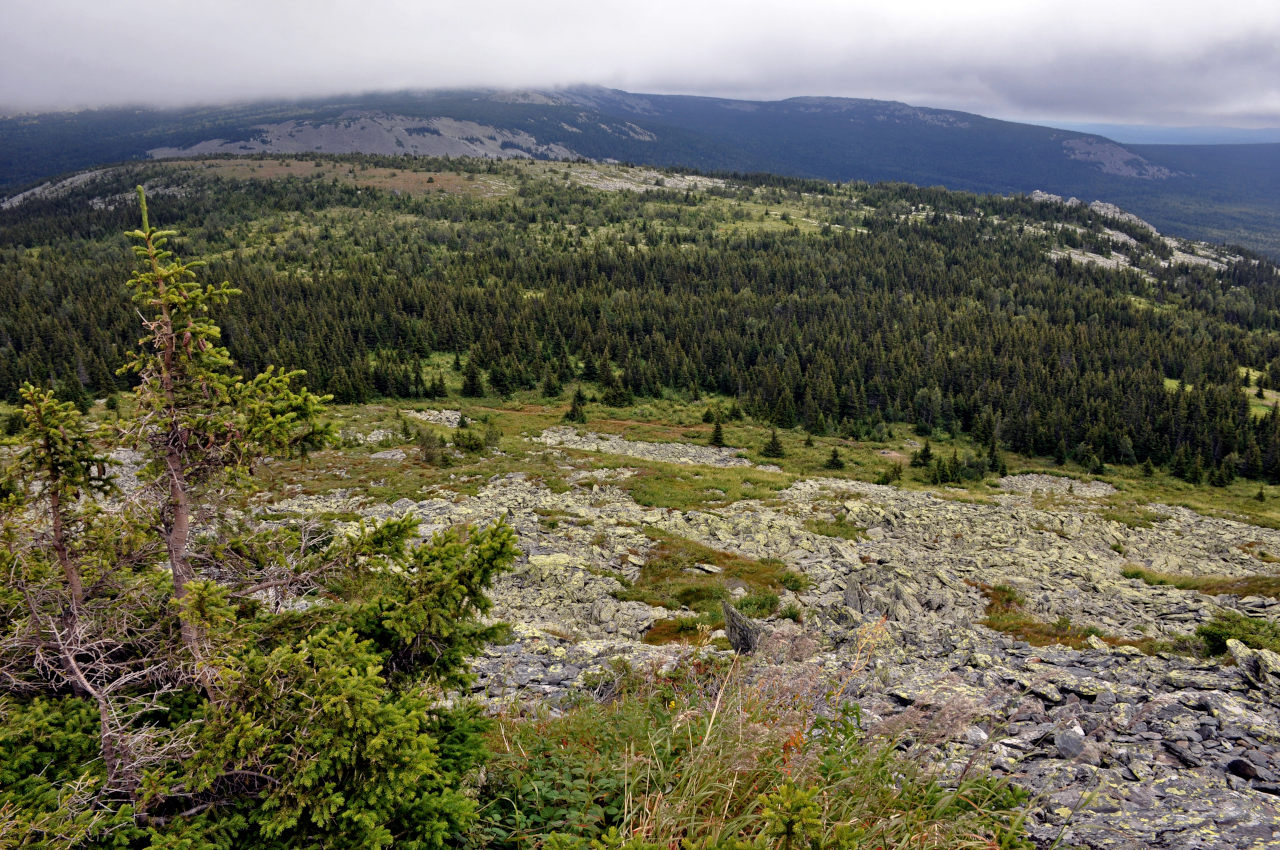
1227;638;1280;697
1225;757;1263;780
722;601;761;654
1162;740;1203;767
1055;729;1088;760
257;441;1280;850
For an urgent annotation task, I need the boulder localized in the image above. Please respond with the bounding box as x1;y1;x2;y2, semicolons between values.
722;600;761;654
1227;639;1280;698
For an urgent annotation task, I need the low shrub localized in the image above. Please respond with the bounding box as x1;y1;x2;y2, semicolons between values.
468;656;1031;849
1196;611;1280;656
736;590;780;618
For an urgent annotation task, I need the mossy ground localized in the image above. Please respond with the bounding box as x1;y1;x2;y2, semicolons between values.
615;529;799;643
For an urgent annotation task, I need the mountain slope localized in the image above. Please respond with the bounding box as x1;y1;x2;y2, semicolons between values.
2;87;1277;255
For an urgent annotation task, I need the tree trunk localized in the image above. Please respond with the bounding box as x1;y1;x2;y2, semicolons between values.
163;445;216;697
48;486;85;611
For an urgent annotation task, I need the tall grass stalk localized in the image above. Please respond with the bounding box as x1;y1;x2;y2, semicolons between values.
470;622;1030;849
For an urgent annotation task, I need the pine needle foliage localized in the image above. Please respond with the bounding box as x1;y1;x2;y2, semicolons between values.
0;193;520;848
761;430;786;459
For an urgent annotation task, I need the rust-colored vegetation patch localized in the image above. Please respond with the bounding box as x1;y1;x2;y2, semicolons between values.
1121;565;1280;599
178;158;509;198
968;581;1160;652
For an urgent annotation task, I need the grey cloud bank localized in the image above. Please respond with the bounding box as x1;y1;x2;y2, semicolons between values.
2;0;1278;128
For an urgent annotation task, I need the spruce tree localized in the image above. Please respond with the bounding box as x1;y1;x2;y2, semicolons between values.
823;447;845;470
122;187;332;687
709;417;725;447
460;360;485;397
0;187;521;847
564;386;588;423
541;367;562;399
761;429;786;459
910;440;933;468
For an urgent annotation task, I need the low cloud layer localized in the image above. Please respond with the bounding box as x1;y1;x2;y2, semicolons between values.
3;0;1278;127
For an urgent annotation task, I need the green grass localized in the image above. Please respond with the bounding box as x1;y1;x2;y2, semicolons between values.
1196;611;1280;655
736;590;780;618
474;657;1033;849
803;516;868;541
617;461;793;511
615;529;801;643
970;581;1162;652
1098;504;1162;529
1085;464;1280;530
1121;565;1280;599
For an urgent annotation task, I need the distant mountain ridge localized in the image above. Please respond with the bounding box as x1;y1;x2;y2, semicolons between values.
2;86;1277;256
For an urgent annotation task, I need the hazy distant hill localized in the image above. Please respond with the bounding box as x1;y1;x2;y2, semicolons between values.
2;86;1277;256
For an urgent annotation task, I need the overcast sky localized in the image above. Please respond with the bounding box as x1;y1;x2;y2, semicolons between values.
3;0;1278;128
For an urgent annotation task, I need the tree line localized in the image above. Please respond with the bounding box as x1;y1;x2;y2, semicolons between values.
4;156;1280;482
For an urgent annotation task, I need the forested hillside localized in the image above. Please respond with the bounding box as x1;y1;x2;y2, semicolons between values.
5;89;1278;257
4;155;1280;483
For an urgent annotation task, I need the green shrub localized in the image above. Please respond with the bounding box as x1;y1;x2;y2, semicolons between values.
736;590;780;618
1196;611;1280;656
469;660;1032;849
779;571;810;592
453;427;487;453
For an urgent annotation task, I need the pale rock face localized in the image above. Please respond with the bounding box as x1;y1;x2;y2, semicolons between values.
263;434;1280;848
148;112;582;162
534;425;755;468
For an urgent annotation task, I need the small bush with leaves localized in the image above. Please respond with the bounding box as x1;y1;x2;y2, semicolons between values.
737;590;780;618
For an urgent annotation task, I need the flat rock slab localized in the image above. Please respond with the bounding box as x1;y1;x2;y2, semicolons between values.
999;473;1116;498
534;426;755;468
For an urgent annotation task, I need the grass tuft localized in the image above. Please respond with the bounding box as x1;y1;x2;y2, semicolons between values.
969;581;1160;652
620;530;801;643
1098;505;1162;529
1121;565;1280;599
472;654;1033;849
803;516;868;541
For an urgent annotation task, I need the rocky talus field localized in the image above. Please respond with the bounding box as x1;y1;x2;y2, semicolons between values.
195;420;1280;850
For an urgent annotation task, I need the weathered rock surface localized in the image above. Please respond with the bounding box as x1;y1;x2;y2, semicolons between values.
1229;639;1280;699
534;426;755;468
722;600;761;654
404;408;462;428
267;443;1280;849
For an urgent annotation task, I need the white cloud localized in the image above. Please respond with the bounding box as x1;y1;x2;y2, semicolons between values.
2;0;1278;126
